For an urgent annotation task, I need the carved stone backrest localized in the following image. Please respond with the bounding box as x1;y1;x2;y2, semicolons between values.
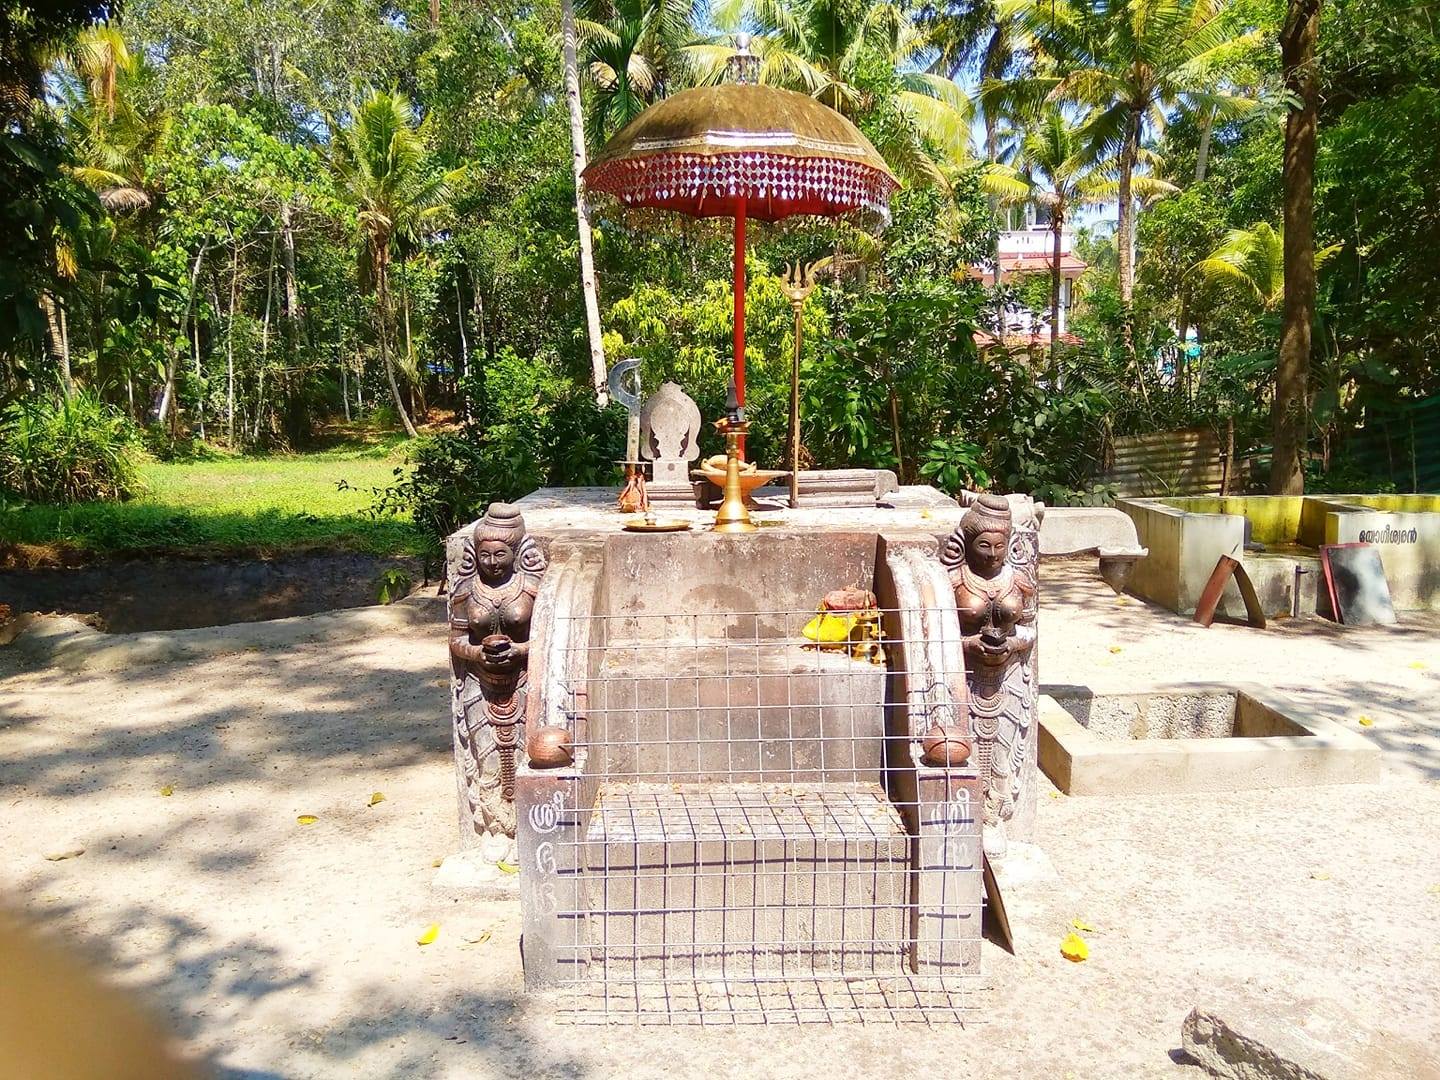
640;381;702;462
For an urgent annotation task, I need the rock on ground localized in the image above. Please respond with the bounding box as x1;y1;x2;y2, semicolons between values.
1182;997;1440;1080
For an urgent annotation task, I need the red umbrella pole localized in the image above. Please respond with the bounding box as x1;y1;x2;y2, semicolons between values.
732;197;747;457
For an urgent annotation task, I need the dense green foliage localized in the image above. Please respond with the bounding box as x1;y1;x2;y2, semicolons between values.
0;389;144;502
0;437;422;555
1;0;1436;552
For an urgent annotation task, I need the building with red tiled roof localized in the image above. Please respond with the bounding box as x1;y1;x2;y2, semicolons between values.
970;225;1088;343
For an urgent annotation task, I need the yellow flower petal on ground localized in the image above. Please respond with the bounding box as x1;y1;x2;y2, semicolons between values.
297;814;318;826
1060;932;1089;962
1108;645;1123;654
1410;661;1427;670
1072;919;1095;933
1357;715;1374;727
159;785;174;797
416;923;439;946
1310;871;1331;881
496;860;519;875
463;930;492;945
368;791;386;807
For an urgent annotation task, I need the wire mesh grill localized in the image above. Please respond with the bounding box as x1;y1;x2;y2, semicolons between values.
523;608;985;1025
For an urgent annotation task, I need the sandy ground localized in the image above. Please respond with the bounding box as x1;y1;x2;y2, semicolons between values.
2;561;1438;1079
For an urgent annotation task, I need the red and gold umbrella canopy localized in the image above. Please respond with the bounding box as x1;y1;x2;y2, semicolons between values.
583;65;897;417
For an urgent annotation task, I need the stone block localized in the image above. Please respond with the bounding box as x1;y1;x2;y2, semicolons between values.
912;766;984;976
583;782;909;977
588;644;886;785
1181;996;1440;1080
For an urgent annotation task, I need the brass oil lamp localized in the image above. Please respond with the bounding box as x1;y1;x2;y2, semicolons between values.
713;382;757;534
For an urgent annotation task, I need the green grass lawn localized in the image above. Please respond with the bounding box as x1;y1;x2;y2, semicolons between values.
1;437;425;558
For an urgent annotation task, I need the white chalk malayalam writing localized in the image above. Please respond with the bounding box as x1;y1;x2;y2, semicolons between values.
1357;526;1420;544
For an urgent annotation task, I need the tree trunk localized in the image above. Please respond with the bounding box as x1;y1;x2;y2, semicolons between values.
1117;109;1138;303
1175;105;1216;395
40;292;72;396
378;261;419;438
279;199;303;370
430;0;440;29
227;244;239;445
456;281;469;419
256;238;274;442
194;285;207;441
1272;0;1321;495
1116;108;1141;375
160;241;209;426
986;115;1002;287
560;0;609;405
1050;210;1063;348
1195;105;1215;183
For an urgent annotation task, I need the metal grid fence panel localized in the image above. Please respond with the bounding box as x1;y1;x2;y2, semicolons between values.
521;608;986;1025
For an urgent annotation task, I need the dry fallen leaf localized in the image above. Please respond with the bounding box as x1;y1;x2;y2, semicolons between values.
297;814;318;826
1060;932;1089;963
1357;715;1374;727
368;792;386;807
463;930;493;946
44;848;85;862
432;857;444;868
159;785;174;797
496;860;519;875
417;923;440;946
1072;919;1096;933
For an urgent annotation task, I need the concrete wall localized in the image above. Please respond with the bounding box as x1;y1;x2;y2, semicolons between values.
1122;498;1244;615
1321;502;1440;611
1165;496;1305;546
1118;495;1440;614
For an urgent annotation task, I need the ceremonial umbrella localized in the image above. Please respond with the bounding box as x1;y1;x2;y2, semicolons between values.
582;41;897;443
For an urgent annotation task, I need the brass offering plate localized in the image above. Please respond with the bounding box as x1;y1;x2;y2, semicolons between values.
622;517;692;533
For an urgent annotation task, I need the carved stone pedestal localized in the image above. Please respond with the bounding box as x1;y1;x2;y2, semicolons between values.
640;382;703;505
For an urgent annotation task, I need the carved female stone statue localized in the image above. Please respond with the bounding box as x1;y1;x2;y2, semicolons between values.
449;503;547;851
940;494;1037;856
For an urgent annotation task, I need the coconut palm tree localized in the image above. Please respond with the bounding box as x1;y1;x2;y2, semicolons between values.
332;90;465;438
1192;222;1337;312
55;25;167;215
688;0;974;184
990;0;1259;304
924;0;1033;279
985;108;1174;345
579;0;700;143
